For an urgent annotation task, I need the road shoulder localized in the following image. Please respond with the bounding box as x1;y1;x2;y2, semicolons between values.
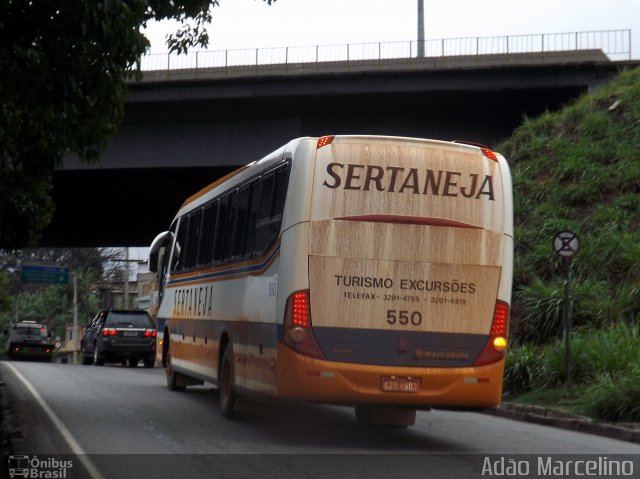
486;403;640;444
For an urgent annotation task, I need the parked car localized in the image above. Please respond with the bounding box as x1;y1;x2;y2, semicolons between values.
81;310;156;368
6;320;54;361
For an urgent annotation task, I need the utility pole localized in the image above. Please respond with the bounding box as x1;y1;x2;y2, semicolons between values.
417;0;425;58
73;272;78;363
124;248;129;309
111;248;143;310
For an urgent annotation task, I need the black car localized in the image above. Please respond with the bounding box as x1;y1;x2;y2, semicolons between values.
81;310;156;368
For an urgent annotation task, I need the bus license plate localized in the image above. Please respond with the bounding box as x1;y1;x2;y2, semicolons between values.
381;376;420;393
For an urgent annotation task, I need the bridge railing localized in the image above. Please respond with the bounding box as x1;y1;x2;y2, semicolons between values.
140;29;631;72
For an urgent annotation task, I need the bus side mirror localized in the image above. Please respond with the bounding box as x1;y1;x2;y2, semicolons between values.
149;231;171;273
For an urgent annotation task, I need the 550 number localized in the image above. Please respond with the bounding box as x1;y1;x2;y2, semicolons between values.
386;310;423;326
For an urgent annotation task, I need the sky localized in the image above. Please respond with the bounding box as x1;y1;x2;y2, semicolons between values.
143;0;639;59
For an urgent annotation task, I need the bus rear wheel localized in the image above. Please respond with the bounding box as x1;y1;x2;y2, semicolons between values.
219;345;237;418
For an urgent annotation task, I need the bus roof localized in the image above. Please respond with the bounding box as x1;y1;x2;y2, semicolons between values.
174;136;503;220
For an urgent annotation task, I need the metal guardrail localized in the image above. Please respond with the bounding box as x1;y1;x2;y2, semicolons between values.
140;29;632;72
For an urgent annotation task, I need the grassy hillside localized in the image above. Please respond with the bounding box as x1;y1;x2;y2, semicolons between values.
497;67;640;420
498;67;640;344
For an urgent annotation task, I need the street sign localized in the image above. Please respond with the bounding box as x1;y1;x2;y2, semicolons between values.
21;264;69;284
552;230;580;386
553;231;580;259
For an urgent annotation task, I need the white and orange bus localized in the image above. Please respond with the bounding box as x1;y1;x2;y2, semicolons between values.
149;135;513;426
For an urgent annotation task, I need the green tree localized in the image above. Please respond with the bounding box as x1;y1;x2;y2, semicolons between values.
0;0;274;248
0;272;11;314
0;248;121;344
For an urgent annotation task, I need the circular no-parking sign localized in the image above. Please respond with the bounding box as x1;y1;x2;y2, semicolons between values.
553;231;580;259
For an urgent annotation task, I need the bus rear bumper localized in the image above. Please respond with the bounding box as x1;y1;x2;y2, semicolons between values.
275;344;504;408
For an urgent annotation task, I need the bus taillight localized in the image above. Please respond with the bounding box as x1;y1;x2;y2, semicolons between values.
317;136;335;148
473;300;509;366
481;147;498;161
491;300;509;337
291;291;310;327
283;290;325;359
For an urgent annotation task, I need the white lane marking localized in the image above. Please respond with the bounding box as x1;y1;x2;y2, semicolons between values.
3;362;105;479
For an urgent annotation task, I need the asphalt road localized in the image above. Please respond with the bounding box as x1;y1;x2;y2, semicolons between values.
2;360;639;479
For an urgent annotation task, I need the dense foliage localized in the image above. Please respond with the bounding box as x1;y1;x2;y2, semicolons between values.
498;67;640;344
0;0;273;248
500;67;640;421
504;323;640;421
0;248;127;347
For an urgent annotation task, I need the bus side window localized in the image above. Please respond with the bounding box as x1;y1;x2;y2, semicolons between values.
254;173;275;256
245;180;261;258
254;163;291;257
258;173;274;221
222;190;238;262
232;184;251;259
214;195;229;265
184;209;203;270
273;164;289;218
171;217;187;273
198;200;217;267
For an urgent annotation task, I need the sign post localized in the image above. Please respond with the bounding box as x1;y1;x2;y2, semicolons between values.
553;231;580;386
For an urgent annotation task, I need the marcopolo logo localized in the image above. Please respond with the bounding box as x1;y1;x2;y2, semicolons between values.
8;455;73;479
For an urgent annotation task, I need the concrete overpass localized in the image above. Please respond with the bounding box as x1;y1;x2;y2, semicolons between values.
44;31;637;247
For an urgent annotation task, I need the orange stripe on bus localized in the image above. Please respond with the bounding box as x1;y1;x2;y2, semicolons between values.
172;340;219;371
171;339;276;387
168;241;280;287
180;165;249;208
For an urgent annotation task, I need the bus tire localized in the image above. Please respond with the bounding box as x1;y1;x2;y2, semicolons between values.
219;344;237;419
355;405;373;426
143;357;155;368
165;339;186;391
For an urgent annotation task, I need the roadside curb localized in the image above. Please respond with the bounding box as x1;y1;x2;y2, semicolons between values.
486;403;640;444
0;375;17;456
0;367;29;456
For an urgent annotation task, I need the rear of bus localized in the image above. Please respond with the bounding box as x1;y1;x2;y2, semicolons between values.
277;135;513;410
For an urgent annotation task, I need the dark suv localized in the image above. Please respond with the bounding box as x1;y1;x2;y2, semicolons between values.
81;310;156;368
6;320;54;361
